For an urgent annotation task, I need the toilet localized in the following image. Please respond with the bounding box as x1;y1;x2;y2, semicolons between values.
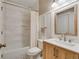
26;47;41;59
26;39;43;59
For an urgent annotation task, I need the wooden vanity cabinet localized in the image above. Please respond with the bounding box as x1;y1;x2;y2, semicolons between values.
43;42;79;59
43;42;56;59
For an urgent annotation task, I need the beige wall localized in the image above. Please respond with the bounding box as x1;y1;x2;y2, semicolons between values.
39;0;53;15
22;9;31;47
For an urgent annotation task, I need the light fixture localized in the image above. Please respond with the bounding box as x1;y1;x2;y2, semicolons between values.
51;0;67;7
58;0;66;4
51;0;78;8
51;0;58;7
51;2;57;7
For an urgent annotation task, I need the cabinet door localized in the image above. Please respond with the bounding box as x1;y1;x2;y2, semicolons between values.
43;42;55;59
56;48;66;59
73;54;79;59
66;51;74;59
65;51;79;59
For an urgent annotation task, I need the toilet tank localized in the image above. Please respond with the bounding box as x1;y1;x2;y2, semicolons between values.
37;39;43;50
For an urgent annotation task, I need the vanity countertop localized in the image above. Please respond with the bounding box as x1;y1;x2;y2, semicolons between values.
44;38;79;54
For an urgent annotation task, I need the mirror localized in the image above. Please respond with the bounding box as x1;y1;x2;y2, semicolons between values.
55;5;77;35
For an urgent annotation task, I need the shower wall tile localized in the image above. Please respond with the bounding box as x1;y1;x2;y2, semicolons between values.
4;3;31;50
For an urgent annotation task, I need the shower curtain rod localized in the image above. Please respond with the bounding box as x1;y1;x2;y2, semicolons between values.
2;1;31;10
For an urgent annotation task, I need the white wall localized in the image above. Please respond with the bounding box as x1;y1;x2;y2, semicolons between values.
30;11;39;47
39;12;52;39
39;0;79;40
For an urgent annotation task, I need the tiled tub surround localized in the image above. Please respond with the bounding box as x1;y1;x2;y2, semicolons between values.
2;3;31;59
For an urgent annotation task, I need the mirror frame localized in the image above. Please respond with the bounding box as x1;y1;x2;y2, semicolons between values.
54;5;77;36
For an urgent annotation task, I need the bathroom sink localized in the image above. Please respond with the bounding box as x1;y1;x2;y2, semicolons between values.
45;39;76;47
54;40;75;46
60;41;75;46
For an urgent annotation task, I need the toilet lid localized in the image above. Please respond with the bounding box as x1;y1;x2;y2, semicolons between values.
28;47;41;53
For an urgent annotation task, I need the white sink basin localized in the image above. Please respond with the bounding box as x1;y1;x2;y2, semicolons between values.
55;39;76;47
63;42;75;46
47;39;76;47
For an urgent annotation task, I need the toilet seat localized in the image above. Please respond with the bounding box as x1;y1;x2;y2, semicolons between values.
27;47;41;56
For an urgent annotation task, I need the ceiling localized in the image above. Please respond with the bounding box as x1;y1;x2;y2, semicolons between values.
39;0;54;15
5;0;54;12
6;0;39;10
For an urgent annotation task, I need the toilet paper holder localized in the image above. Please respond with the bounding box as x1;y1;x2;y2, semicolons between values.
0;43;6;48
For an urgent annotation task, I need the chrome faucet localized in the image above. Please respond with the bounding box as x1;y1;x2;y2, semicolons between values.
68;39;72;43
62;34;66;41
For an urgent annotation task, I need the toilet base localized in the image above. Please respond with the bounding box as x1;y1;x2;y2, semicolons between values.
30;54;41;59
36;55;41;59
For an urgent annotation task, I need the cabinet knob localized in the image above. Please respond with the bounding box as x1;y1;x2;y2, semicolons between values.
1;31;3;35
